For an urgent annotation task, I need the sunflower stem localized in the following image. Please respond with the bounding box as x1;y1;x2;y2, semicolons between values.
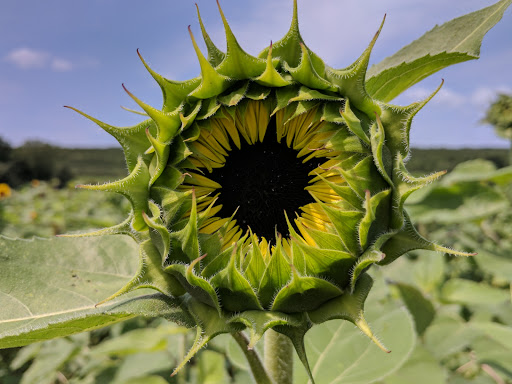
264;329;294;384
232;332;274;384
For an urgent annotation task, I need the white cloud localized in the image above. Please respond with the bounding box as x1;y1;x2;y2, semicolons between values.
4;47;75;72
5;48;49;69
435;88;466;107
470;86;512;110
399;86;466;107
403;87;433;101
397;85;512;113
51;58;73;72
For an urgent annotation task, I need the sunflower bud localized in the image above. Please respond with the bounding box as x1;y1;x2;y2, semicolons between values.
68;1;474;379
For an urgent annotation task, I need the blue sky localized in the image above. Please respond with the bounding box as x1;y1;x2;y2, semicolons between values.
1;0;511;149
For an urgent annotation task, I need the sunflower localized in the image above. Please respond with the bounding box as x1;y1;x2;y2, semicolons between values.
67;0;472;378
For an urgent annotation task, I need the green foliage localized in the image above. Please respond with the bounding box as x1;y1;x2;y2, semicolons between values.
0;137;12;162
0;143;125;188
0;142;72;188
293;306;415;384
406;159;512;223
482;93;512;166
387;159;512;383
0;181;129;238
1;161;511;383
379;346;448;384
405;148;510;174
482;93;512;140
1;318;232;384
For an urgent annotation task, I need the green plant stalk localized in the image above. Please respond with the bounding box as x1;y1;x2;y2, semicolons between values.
264;329;294;384
232;332;273;384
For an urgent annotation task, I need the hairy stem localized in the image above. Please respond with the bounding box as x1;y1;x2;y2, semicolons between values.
264;329;293;384
232;332;273;384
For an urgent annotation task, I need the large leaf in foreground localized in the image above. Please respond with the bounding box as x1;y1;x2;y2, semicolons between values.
0;235;183;348
366;0;512;101
293;306;415;384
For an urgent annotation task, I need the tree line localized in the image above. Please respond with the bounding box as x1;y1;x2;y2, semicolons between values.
0;136;509;188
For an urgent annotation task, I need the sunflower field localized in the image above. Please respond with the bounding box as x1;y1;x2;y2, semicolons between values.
1;160;511;383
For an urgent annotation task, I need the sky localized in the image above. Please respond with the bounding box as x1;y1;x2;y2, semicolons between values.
0;0;511;149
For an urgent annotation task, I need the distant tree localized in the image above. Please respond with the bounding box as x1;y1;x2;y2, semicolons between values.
0;159;34;187
482;93;512;165
13;141;56;181
56;166;74;188
0;137;12;162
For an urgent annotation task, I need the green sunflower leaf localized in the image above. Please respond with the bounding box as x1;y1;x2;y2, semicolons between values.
423;316;479;360
367;0;512;101
295;305;415;384
197;350;230;384
0;235;187;349
123;376;170;384
90;324;189;357
392;282;436;335
378;345;448;384
440;279;510;305
12;338;79;384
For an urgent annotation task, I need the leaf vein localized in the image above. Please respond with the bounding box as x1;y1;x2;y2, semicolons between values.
452;2;509;52
0;291;33;316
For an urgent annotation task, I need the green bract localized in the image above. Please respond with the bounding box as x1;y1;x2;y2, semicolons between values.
61;0;499;380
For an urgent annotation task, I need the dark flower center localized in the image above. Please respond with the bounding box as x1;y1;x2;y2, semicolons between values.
209;116;317;242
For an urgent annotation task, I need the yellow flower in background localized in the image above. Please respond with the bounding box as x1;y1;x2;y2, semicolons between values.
0;183;12;200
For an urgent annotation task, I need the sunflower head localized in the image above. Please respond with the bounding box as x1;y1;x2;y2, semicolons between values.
68;0;473;378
